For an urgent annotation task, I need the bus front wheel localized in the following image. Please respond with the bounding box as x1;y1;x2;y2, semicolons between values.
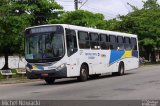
78;65;88;82
44;77;55;84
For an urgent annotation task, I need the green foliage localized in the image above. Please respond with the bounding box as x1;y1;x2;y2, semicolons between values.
105;19;120;31
117;0;160;48
50;10;106;29
143;0;160;10
0;1;32;55
25;0;63;25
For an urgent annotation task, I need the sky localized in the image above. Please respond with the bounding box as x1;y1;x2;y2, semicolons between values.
55;0;160;19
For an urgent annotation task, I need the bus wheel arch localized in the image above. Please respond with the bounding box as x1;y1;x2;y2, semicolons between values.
118;61;125;75
112;61;125;76
77;63;89;82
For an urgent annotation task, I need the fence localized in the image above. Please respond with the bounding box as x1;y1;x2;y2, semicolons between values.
0;56;27;69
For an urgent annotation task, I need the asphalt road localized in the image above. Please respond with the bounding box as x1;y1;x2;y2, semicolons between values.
0;65;160;100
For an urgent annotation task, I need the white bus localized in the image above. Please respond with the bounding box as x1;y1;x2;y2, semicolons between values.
25;24;139;84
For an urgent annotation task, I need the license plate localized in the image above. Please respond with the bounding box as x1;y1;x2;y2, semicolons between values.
41;74;48;77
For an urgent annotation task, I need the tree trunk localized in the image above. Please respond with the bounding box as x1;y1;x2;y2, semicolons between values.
151;50;156;62
2;47;10;70
144;46;151;61
159;50;160;61
145;51;150;61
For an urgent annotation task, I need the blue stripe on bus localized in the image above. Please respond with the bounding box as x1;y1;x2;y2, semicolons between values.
109;50;138;65
109;50;125;65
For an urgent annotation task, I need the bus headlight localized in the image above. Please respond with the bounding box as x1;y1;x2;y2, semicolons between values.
26;67;31;72
56;63;66;71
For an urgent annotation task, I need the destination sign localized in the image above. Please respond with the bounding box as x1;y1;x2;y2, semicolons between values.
30;26;57;34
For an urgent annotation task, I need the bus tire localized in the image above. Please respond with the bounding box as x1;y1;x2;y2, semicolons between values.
112;62;124;76
117;62;124;76
44;77;55;84
78;65;88;82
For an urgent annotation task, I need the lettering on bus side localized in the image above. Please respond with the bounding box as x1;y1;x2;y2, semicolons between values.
85;53;97;56
101;54;106;57
85;53;98;59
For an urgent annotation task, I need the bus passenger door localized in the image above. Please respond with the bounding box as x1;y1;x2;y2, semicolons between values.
100;50;110;73
89;33;102;74
92;50;101;74
66;29;79;77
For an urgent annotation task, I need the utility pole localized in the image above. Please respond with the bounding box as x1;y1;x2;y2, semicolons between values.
74;0;78;10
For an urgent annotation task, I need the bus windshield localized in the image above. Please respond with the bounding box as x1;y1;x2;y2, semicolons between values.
25;26;65;63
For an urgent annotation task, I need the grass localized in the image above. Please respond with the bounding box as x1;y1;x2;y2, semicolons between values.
0;69;41;84
0;68;27;82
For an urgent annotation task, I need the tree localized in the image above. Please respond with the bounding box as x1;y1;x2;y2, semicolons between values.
0;1;32;69
116;0;160;62
105;18;120;31
49;10;106;29
25;0;63;25
143;0;160;10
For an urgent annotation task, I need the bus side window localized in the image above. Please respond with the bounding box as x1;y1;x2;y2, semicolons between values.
131;38;137;50
78;31;90;49
100;34;109;50
124;37;131;50
90;32;99;49
117;36;124;50
66;29;78;56
109;35;117;50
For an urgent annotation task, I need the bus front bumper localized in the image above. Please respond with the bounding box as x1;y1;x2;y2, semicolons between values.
26;67;67;79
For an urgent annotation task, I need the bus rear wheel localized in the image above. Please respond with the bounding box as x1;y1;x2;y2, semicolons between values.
44;77;55;84
78;65;88;82
118;63;124;76
112;62;124;76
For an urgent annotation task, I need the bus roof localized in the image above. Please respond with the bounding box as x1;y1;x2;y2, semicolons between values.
26;24;137;38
